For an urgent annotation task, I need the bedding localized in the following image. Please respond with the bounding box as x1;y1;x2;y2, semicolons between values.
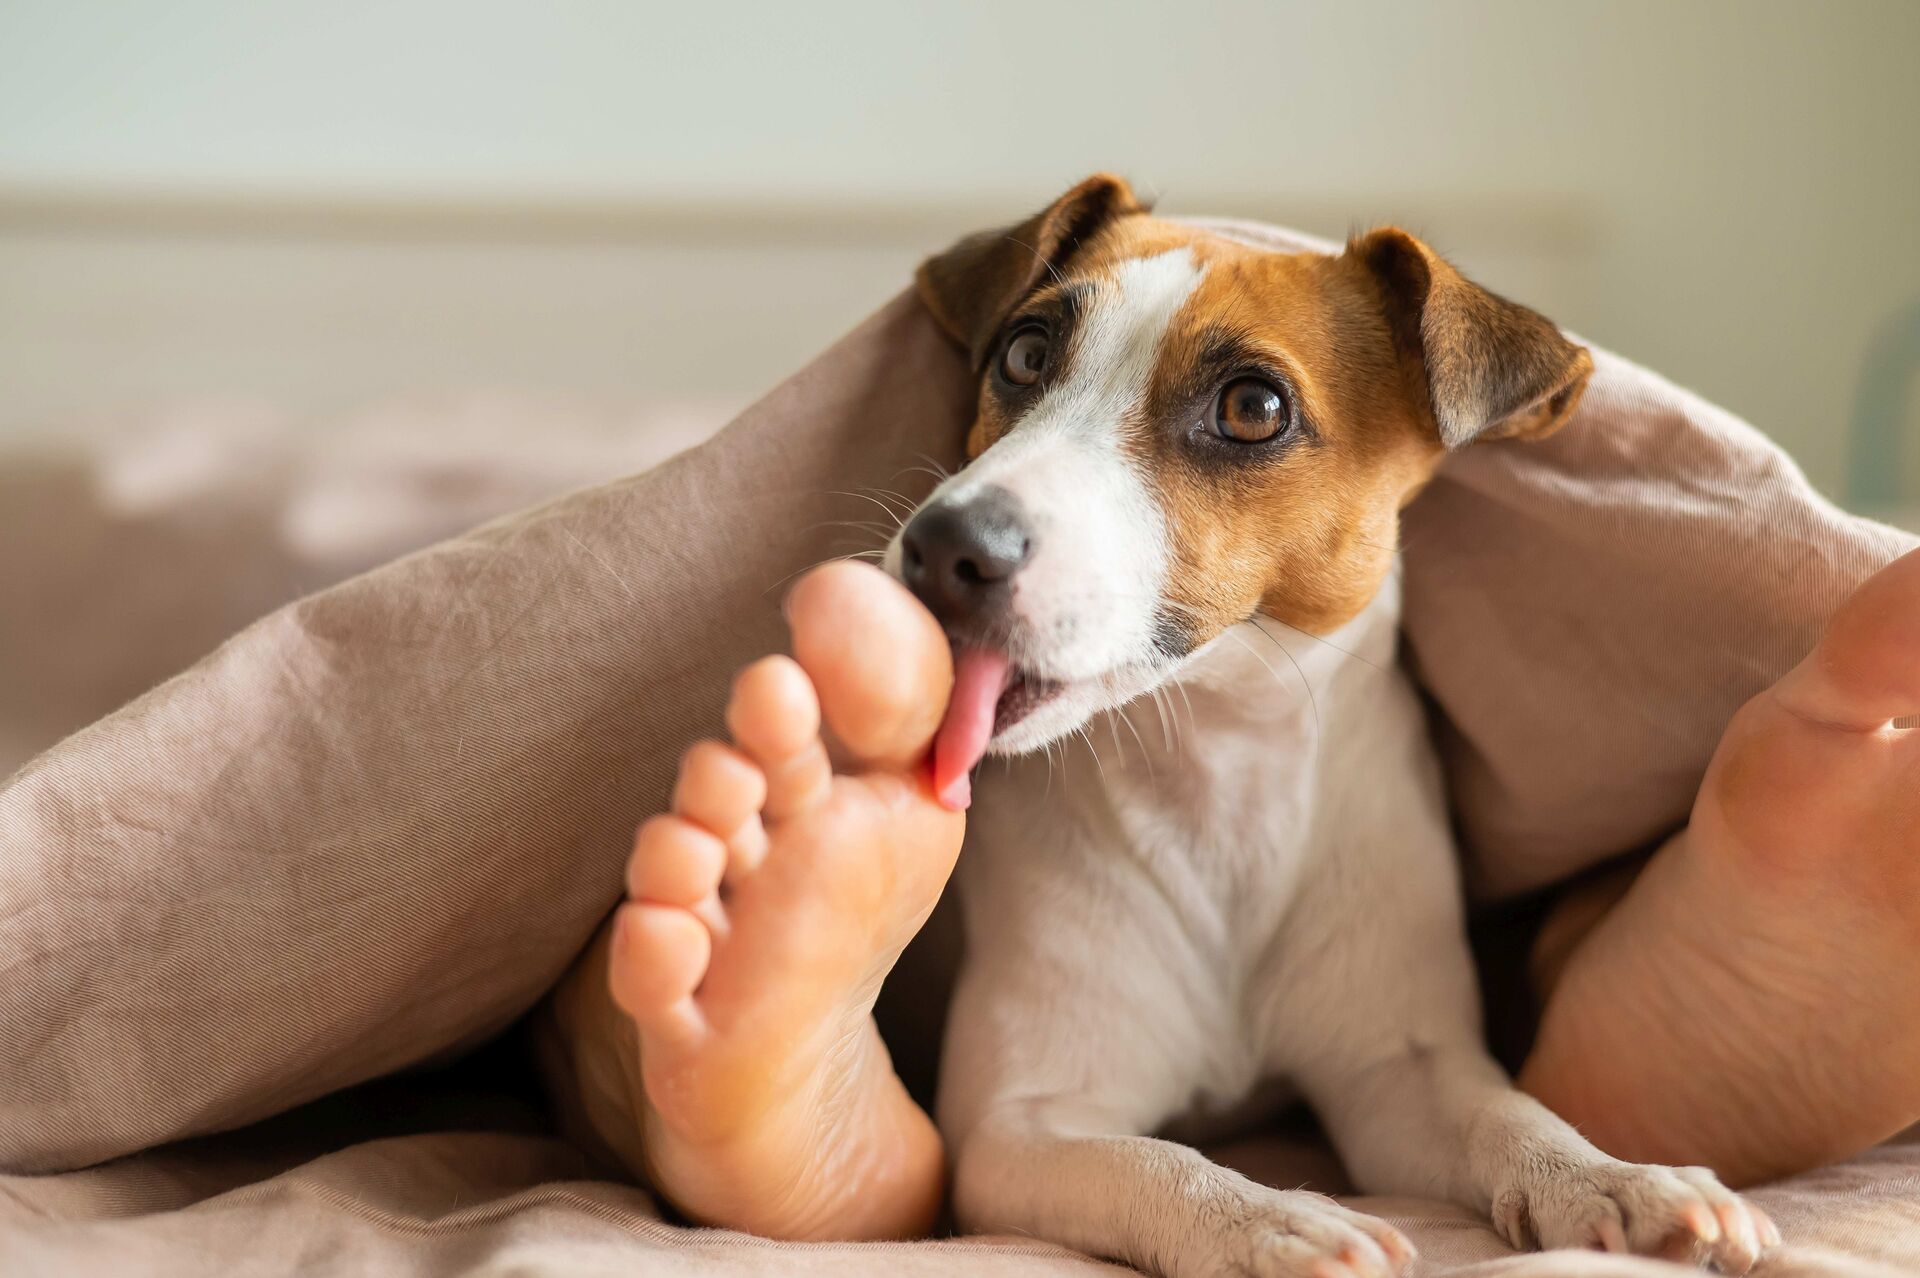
1;219;1916;1276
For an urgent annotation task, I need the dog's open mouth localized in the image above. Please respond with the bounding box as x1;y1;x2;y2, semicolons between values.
931;645;1064;810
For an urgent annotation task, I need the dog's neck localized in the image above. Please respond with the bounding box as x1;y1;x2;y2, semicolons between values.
1141;570;1403;771
1010;574;1405;976
1075;573;1403;839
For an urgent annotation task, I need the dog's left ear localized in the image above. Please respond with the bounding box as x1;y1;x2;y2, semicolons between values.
1351;228;1593;448
917;173;1146;368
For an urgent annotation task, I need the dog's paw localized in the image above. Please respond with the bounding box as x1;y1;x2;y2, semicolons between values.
1493;1160;1779;1274
1201;1189;1414;1278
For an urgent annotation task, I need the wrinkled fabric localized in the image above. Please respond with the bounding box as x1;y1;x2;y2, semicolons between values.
1;220;1916;1275
1194;218;1916;896
7;1091;1917;1277
0;292;972;1173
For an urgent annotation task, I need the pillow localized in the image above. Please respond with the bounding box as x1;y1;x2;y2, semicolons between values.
1;223;1910;1173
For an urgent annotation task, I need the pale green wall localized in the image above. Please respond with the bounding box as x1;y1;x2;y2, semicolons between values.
3;0;1917;496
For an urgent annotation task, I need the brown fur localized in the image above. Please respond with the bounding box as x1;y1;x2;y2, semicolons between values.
918;177;1593;644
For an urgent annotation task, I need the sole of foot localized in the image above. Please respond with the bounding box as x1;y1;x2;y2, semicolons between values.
1523;547;1920;1188
607;561;965;1240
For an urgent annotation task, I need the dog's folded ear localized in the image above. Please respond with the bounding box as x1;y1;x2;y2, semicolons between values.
1351;227;1593;448
917;173;1146;368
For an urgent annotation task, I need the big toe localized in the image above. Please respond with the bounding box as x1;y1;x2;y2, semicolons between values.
1779;546;1920;730
786;560;953;771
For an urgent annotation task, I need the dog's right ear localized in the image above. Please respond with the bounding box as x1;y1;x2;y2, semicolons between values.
1351;227;1593;449
916;173;1145;369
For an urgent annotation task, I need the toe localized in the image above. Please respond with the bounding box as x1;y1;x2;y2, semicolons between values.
1273;1200;1408;1278
1360;1221;1414;1273
1330;1234;1393;1278
673;741;765;835
1559;1194;1628;1254
672;740;772;879
1261;1229;1395;1278
787;560;953;771
1491;1188;1536;1250
1777;546;1920;731
1710;1205;1761;1274
727;655;833;819
1325;1207;1411;1276
1673;1167;1767;1273
1305;1260;1360;1278
609;902;709;1042
627;816;727;906
1606;1167;1729;1268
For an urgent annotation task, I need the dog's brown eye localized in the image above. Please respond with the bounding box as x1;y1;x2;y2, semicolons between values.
1212;378;1289;443
999;327;1049;387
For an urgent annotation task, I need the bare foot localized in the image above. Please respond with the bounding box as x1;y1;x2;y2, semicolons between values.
548;561;964;1240
1522;546;1920;1189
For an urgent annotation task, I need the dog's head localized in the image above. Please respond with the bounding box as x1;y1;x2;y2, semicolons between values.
891;174;1591;783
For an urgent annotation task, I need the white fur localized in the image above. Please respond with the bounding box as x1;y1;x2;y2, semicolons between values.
903;252;1761;1277
891;249;1203;754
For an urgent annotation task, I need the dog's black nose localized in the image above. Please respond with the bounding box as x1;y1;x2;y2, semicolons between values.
900;486;1033;627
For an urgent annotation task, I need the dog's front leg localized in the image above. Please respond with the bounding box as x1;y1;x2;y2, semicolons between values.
939;904;1413;1278
1304;1035;1773;1269
951;1096;1412;1278
1279;846;1774;1272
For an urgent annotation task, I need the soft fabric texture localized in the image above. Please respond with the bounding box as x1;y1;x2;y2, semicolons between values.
1;217;1915;1275
0;291;972;1174
7;1074;1919;1276
0;393;717;782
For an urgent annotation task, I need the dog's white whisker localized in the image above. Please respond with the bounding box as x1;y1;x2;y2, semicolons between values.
855;487;918;519
1148;685;1174;752
806;518;896;539
763;548;888;598
1250;614;1386;674
1073;724;1109;788
909;451;956;482
829;489;915;524
893;464;953;488
1169;676;1198;743
1109;704;1155;785
1229;623;1321;756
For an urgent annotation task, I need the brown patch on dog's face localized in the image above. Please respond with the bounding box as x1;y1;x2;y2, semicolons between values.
1105;223;1446;644
955;217;1447;648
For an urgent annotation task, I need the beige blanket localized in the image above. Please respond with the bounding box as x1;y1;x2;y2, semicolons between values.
2;219;1916;1276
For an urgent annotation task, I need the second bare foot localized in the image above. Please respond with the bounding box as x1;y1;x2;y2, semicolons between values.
1522;547;1920;1189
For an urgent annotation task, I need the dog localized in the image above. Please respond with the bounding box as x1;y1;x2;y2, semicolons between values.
884;175;1773;1277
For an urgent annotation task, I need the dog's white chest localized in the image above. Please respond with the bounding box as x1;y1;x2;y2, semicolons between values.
960;588;1414;1128
1101;634;1327;956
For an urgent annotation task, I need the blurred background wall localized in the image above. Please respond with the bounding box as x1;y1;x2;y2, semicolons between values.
2;0;1917;509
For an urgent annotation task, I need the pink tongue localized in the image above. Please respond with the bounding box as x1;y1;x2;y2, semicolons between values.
932;646;1012;811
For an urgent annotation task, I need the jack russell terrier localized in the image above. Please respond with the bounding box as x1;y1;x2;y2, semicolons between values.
884;175;1773;1277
